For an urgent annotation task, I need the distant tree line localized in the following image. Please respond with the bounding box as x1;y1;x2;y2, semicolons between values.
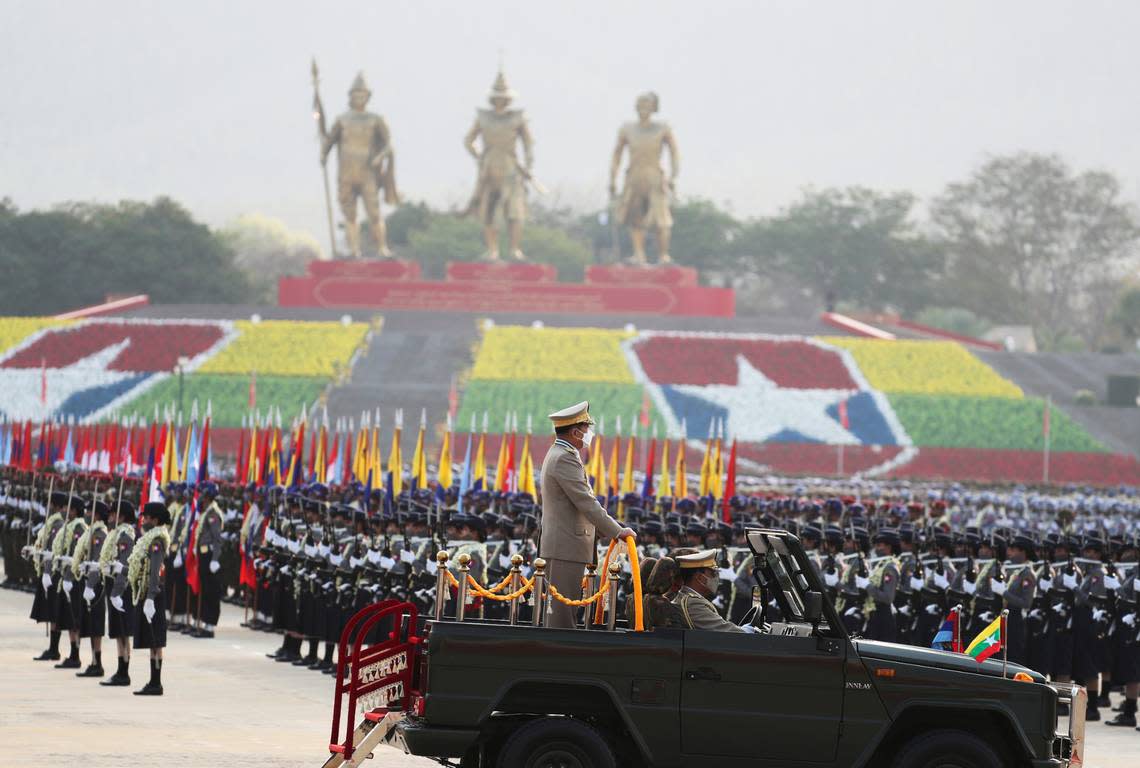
2;152;1138;351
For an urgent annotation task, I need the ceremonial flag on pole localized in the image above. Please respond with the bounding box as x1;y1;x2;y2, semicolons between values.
458;415;474;512
711;420;724;499
931;607;962;653
411;408;428;491
437;413;453;498
387;409;403;496
606;418;620;499
641;430;656;499
674;418;688;501
698;422;713;497
721;437;737;523
517;415;536;498
473;413;487;492
964;614;1003;663
658;437;671;499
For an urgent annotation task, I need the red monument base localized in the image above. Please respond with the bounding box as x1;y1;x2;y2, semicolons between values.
278;260;733;317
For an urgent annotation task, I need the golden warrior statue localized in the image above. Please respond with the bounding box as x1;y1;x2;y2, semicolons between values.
464;71;535;261
320;72;398;258
609;92;680;265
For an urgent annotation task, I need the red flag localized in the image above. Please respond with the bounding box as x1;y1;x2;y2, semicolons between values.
236;426;247;486
722;438;737;523
185;495;201;596
341;432;354;485
197;417;211;482
21;421;33;471
838;398;850;430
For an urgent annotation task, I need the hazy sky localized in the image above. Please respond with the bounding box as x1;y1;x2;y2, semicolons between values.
4;1;1139;254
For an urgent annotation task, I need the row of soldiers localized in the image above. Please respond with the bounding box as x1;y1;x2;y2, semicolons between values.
2;468;1138;727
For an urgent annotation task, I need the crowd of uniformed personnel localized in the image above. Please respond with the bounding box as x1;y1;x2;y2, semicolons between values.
1;465;1138;728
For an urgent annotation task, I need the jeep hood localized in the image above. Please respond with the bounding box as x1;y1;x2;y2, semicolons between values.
853;639;1047;683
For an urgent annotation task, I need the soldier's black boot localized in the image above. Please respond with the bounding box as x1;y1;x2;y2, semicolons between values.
100;657;131;686
54;641;81;669
1085;697;1101;722
312;642;335;671
34;630;62;661
133;658;163;696
265;636;289;660
1105;698;1136;727
275;635;302;663
1097;690;1112;708
76;651;104;677
294;639;319;666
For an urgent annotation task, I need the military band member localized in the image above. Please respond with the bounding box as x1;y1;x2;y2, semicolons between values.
100;500;137;686
539;402;635;629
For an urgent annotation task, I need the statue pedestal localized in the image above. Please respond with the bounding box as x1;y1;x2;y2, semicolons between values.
585;264;698;286
278;259;733;317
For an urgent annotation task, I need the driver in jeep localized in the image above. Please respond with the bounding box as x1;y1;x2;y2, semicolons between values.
672;549;757;633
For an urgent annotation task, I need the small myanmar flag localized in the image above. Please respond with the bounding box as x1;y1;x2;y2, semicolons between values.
964;615;1003;663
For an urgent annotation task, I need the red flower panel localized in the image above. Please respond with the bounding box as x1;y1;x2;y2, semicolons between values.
886;448;1140;486
737;442;905;476
634;335;858;389
2;322;225;372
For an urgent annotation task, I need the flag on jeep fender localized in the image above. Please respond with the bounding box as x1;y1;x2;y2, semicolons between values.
965;615;1003;662
930;607;961;652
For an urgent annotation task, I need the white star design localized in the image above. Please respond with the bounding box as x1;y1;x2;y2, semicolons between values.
0;341;141;422
672;354;859;445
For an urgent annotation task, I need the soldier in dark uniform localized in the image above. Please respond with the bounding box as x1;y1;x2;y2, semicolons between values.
101;500;137;686
1000;533;1037;666
53;496;89;670
30;491;69;661
1105;536;1138;728
862;529;900;643
192;482;224;638
74;499;111;678
915;532;955;648
1073;536;1111;721
165;483;189;628
122;502;172;696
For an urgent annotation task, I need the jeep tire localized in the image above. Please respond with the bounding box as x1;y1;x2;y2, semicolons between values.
891;728;1003;768
497;717;617;768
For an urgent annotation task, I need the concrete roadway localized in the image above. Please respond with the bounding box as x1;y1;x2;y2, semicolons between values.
1;588;1138;767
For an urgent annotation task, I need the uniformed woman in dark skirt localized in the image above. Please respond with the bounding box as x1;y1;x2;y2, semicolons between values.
101;500;137;686
124;502;171;696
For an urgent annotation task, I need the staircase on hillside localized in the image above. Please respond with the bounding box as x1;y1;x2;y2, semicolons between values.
325;314;480;430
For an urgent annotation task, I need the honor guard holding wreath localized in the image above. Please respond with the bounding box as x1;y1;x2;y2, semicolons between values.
539;402;635;629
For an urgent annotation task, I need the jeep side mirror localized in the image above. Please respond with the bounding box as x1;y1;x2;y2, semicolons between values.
804;590;823;624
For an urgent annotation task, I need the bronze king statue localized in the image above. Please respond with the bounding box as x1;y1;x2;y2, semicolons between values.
464;70;536;261
609;91;680;265
317;70;399;258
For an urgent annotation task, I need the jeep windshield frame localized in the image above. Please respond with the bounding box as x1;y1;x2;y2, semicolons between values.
746;528;847;639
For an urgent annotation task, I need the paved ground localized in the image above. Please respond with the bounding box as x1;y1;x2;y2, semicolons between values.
2;587;1140;767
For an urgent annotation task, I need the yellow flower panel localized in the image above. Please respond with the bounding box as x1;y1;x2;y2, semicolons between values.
471;326;635;383
199;320;372;377
0;317;73;357
820;337;1023;398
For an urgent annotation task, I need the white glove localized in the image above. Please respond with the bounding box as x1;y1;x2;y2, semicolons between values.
62;579;73;592
280;565;291;576
925;604;941;615
112;561;124;574
110;595;124;612
910;576;925;591
978;611;995;624
740;624;758;634
83;586;95;602
1122;613;1136;627
963;579;977;595
1052;602;1066;613
933;573;949;589
143;598;155;623
1104;575;1121;590
209;560;220;574
379;556;396;570
42;573;52;590
844;606;860;617
854;575;870;590
1091;608;1106;622
1062;573;1078;590
173;552;184;568
58;555;72;567
1038;578;1052;591
41;552;53;564
991;579;1007;595
824;571;839;587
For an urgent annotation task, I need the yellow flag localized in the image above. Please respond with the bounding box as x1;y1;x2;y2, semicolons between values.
517;433;536;497
674;438;687;499
698;434;712;496
473;430;487;489
246;425;258;484
438;424;452;490
711;435;723;499
388;423;403;495
590;434;605;495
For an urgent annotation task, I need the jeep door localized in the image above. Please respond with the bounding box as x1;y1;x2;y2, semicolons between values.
679;630;845;764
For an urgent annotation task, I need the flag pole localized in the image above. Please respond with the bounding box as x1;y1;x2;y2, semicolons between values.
1000;609;1009;678
953;603;962;653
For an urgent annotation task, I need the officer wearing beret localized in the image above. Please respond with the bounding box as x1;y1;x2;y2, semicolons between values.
540;402;635;629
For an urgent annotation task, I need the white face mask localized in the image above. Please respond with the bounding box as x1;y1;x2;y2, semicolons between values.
580;427;595;449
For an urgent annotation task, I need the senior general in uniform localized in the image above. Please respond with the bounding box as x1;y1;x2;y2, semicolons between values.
540;402;635;629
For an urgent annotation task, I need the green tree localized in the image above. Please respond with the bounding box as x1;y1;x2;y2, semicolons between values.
931;153;1140;350
739;187;942;313
220;213;320;303
1112;284;1140;345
